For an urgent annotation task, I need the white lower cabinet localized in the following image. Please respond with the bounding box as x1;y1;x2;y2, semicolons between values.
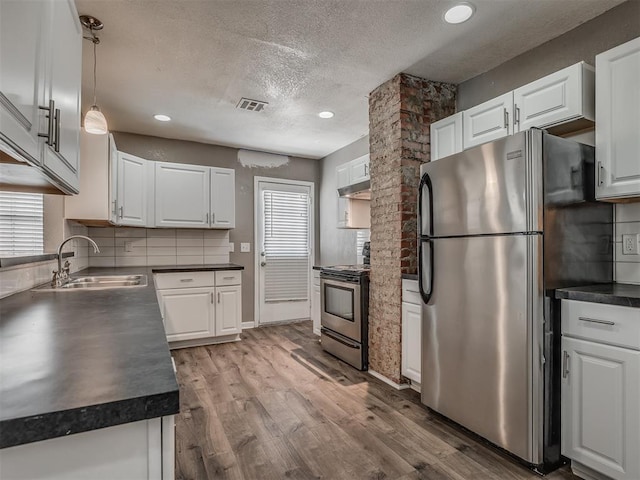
215;285;241;336
401;279;422;388
0;416;175;480
155;271;242;347
561;300;640;480
312;270;321;336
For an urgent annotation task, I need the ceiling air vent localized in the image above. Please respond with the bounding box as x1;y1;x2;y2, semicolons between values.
236;98;268;112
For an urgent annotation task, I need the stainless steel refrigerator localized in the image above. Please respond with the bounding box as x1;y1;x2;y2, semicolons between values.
418;129;612;471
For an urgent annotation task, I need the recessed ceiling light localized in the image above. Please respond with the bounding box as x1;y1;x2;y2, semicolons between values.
154;114;171;122
318;111;334;119
444;3;474;24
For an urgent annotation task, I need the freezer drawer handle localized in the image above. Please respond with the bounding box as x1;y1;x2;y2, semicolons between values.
321;327;360;349
578;316;615;326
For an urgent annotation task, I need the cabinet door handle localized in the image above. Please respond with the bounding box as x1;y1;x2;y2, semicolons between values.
503;108;509;130
217;292;221;303
597;161;604;186
38;99;55;146
514;105;520;127
211;212;216;225
562;351;570;378
578;316;615;326
206;212;209;224
211;292;214;304
112;201;117;215
119;206;124;219
364;164;369;177
54;108;61;152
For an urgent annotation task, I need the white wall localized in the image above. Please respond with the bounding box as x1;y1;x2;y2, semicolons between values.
319;135;370;265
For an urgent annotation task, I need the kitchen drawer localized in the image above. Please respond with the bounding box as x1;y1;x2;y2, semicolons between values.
562;300;640;350
215;270;241;286
402;279;421;306
154;271;215;289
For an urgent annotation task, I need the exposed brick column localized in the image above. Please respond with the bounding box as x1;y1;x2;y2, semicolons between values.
368;73;456;383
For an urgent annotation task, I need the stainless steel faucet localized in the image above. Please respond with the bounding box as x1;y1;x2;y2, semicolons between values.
52;235;100;287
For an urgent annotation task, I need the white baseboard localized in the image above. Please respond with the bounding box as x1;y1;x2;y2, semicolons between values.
368;370;411;390
241;321;255;330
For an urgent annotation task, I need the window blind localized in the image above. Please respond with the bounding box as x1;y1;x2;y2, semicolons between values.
0;192;44;255
263;190;310;303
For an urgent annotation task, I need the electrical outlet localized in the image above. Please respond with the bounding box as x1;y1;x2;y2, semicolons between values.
622;234;639;255
240;243;251;253
229;242;235;253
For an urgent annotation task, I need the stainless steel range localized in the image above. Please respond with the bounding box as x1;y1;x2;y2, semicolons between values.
320;265;370;370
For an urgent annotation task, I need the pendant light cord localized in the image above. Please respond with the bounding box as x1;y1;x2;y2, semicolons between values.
92;35;98;106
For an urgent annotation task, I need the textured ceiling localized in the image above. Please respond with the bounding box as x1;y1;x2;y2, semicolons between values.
75;0;625;159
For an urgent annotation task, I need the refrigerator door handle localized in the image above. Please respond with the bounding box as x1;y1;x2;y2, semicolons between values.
418;239;434;304
418;172;433;237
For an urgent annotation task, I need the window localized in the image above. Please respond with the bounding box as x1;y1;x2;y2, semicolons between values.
0;192;44;255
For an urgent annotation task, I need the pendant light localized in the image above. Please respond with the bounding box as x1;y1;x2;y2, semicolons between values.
80;15;108;135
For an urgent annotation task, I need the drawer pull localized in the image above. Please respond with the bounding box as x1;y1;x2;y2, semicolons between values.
223;276;234;280
562;351;570;378
578;316;615;326
180;278;194;283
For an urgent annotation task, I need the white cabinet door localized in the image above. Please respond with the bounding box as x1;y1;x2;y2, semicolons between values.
116;153;149;226
349;155;370;184
430;112;463;161
41;0;82;193
159;287;215;342
514;62;594;133
155;162;209;228
463;92;513;149
215;285;241;336
0;0;45;165
336;163;350;189
312;283;321;336
109;134;118;224
561;336;640;480
596;37;640;200
210;167;235;228
401;302;422;383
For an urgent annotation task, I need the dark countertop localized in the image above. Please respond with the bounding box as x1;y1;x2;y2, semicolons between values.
402;273;419;281
0;266;180;449
152;263;244;273
555;283;640;308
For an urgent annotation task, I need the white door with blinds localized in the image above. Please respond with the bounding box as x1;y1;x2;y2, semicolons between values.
256;180;312;325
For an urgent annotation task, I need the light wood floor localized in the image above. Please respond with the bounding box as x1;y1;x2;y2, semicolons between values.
173;321;578;480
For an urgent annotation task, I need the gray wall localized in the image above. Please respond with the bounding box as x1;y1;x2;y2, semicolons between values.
458;0;640;110
112;132;321;324
319;135;370;265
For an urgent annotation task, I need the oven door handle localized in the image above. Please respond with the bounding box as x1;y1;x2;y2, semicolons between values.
321;327;361;349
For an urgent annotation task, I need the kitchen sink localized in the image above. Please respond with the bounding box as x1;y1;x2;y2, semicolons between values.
34;275;148;291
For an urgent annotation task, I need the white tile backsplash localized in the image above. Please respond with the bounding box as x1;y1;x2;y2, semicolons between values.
87;227;229;267
614;204;640;285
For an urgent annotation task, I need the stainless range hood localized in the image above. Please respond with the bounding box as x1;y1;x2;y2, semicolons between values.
338;180;371;200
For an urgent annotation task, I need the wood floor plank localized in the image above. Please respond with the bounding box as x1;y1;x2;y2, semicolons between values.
174;322;579;480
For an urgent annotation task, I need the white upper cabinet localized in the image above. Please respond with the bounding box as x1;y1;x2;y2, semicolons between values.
0;0;82;194
595;37;640;201
155;162;210;228
336;163;350;189
430;112;463;161
117;153;150;227
0;0;45;164
349;154;370;184
210;167;235;228
41;0;82;193
463;92;514;149
513;62;594;133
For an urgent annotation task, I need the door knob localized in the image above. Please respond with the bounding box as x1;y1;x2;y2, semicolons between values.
260;262;266;267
